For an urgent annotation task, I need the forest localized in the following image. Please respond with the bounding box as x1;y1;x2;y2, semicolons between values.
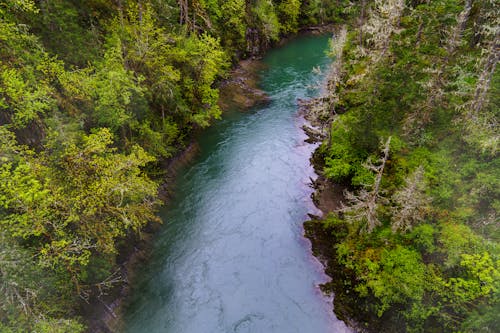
0;0;354;331
305;0;499;332
0;0;498;332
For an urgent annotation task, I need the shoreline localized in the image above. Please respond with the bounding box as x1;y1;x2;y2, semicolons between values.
83;140;201;333
301;95;393;333
298;56;367;332
303;164;369;333
83;56;269;333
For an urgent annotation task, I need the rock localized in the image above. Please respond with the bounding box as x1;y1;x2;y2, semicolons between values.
218;59;270;111
302;124;325;143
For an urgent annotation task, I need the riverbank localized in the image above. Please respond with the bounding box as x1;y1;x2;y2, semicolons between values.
82;141;201;333
303;137;375;333
83;55;270;332
299;43;397;333
217;25;336;112
298;59;367;332
303;1;500;330
299;117;361;331
218;59;270;111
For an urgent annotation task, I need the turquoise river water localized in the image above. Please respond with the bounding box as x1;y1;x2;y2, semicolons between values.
122;34;351;333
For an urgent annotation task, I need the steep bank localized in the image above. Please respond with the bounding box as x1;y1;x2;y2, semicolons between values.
82;142;200;333
218;59;270;111
302;133;366;331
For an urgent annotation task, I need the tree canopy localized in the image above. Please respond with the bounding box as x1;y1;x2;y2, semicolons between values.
0;0;352;330
310;0;500;331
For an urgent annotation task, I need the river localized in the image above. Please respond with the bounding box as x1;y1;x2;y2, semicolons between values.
122;34;351;333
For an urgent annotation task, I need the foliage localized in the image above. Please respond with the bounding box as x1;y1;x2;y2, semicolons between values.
253;0;282;43
0;231;83;332
0;126;159;282
358;246;426;317
300;0;358;26
314;0;500;331
0;0;354;330
277;0;301;34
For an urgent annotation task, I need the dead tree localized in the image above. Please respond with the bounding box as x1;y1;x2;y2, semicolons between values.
179;0;189;26
404;0;475;139
358;0;367;46
470;31;499;116
446;0;473;56
339;137;391;233
456;3;500;153
364;0;405;57
390;166;430;233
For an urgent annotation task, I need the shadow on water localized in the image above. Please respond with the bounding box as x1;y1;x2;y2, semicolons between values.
122;34;352;333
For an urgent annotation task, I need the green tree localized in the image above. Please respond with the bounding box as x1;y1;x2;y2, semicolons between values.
0;127;159;294
253;0;281;43
277;0;301;33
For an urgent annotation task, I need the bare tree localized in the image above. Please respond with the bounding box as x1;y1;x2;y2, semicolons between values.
303;27;348;135
404;0;477;140
364;0;405;57
179;0;189;26
470;31;499;115
339;137;391;233
358;0;367;46
192;0;213;31
455;3;500;153
0;232;38;316
326;26;348;94
445;0;473;56
390;166;430;233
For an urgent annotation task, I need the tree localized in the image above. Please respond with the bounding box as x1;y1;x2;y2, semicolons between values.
339;137;391;233
391;166;430;233
91;35;145;131
0;229;84;332
0;67;55;128
0;128;160;295
357;246;426;317
252;0;281;44
277;0;301;33
305;26;348;130
403;0;474;140
458;22;499;153
445;0;472;56
308;1;500;331
363;0;405;56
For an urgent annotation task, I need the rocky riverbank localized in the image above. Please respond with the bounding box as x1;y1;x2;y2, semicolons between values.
299;79;368;333
218;59;270;111
301;96;400;333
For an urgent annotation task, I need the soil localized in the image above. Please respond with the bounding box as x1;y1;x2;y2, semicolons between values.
218;59;270;112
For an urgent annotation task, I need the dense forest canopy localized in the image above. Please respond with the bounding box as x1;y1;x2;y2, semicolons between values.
0;0;355;331
306;0;499;331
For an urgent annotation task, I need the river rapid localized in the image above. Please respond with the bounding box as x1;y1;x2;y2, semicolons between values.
122;34;351;333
